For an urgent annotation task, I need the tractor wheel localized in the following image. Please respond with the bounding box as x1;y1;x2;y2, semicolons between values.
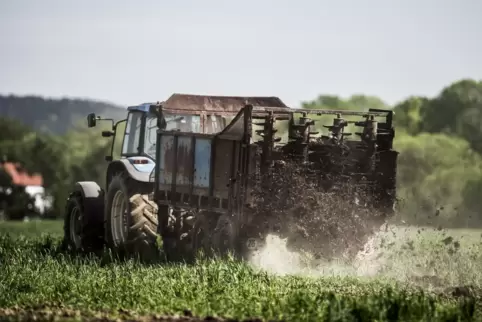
104;173;159;261
162;208;197;263
63;193;104;253
191;212;219;260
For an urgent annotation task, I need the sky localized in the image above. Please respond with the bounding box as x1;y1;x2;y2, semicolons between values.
0;0;481;108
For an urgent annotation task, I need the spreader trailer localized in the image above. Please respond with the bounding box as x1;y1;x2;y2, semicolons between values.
63;94;398;262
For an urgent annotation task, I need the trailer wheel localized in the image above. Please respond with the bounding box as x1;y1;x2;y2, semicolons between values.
211;214;238;258
104;173;159;260
63;193;104;253
192;212;219;259
162;208;197;263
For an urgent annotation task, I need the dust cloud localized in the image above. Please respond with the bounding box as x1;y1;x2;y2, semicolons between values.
247;223;482;292
247;231;387;278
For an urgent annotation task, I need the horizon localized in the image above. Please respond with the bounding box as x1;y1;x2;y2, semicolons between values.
1;0;481;108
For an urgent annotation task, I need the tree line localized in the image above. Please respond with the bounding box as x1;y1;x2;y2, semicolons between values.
0;78;481;227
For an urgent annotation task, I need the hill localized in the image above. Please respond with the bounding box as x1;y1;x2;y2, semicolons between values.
0;94;127;135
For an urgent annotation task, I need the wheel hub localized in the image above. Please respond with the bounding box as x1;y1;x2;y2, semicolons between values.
111;190;128;246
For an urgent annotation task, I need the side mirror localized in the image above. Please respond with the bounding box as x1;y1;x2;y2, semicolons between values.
87;113;97;128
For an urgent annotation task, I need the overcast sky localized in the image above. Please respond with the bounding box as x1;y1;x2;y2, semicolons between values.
1;0;481;108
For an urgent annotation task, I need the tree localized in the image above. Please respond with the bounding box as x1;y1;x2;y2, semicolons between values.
301;94;388;111
0;94;126;135
463;174;482;219
421;79;482;152
392;96;429;135
394;132;482;226
0;116;112;218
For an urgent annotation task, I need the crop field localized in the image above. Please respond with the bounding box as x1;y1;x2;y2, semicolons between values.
0;220;481;321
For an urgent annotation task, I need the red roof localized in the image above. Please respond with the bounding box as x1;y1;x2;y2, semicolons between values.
1;162;43;186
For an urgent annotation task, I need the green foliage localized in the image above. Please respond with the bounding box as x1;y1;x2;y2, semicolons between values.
0;113;115;219
301;94;389;111
0;224;479;321
394;79;482;153
394;132;482;225
392;96;428;135
386;79;482;226
0;95;126;135
462;175;482;216
421;80;482;133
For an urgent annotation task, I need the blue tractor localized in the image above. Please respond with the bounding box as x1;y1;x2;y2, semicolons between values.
62;102;160;255
62;95;236;258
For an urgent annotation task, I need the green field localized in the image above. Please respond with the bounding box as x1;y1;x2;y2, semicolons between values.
0;220;481;321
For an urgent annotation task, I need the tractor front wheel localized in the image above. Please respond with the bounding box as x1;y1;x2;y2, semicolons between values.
63;193;104;253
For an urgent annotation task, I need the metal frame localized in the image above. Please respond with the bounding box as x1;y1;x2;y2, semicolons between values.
152;104;255;213
149;100;394;132
150;97;396;215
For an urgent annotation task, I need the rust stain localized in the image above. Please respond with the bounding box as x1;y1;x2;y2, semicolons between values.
161;137;175;182
176;138;194;184
163;137;194;185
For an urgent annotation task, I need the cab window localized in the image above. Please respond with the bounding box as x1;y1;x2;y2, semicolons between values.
122;112;142;155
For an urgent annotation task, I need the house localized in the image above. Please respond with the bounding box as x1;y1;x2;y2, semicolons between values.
0;162;52;216
1;162;43;186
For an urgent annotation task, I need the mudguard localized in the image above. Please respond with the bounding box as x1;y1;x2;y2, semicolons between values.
73;181;103;199
109;157;155;183
72;181;104;223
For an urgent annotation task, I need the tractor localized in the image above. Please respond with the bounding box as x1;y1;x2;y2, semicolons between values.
62;102;161;256
63;94;398;262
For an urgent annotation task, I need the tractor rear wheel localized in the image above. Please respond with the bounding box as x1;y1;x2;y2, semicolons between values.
63;193;104;253
104;173;159;261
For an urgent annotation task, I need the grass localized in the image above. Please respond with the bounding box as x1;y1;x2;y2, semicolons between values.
0;219;64;238
0;220;481;321
345;225;482;288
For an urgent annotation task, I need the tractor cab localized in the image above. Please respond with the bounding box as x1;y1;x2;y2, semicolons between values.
122;103;158;159
87;103;154;161
122;103;204;160
86;102;206;162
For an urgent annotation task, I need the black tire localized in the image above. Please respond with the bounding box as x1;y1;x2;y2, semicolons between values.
191;211;219;260
63;193;104;253
162;208;196;263
211;214;239;259
104;173;159;260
